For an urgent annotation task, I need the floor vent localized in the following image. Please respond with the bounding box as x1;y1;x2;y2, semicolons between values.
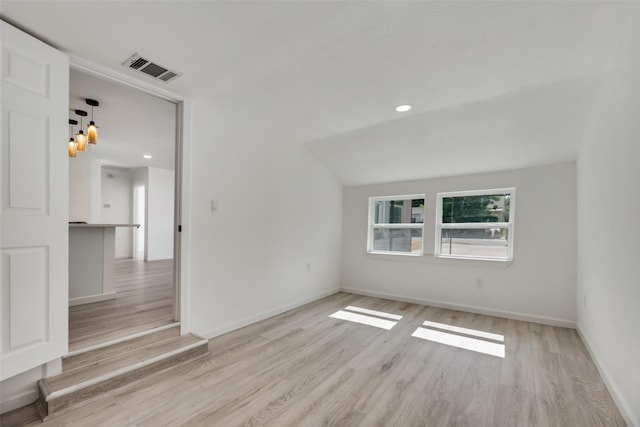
122;53;181;83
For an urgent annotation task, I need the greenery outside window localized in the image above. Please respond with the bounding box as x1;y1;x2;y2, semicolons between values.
368;195;425;255
435;188;515;261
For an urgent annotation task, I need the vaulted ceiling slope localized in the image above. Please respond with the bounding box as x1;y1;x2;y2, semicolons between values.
1;1;636;185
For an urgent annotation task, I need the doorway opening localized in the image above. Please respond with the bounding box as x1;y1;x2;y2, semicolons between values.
67;67;182;351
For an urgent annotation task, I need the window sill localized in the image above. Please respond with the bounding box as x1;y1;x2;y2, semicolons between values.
367;250;422;257
366;252;512;269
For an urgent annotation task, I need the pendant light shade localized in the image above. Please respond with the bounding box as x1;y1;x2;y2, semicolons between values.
86;99;99;144
76;130;87;151
75;110;88;152
87;121;97;144
68;138;77;157
68;100;100;158
68;119;78;158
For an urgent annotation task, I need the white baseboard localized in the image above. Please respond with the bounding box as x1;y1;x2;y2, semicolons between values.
0;365;43;415
341;287;576;328
201;288;340;340
0;389;37;414
145;256;173;262
577;325;638;427
69;291;117;306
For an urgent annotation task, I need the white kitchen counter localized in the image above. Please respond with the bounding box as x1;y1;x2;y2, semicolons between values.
69;224;139;306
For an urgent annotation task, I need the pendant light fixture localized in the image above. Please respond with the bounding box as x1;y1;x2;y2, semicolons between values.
68;98;101;158
68;119;78;158
86;99;99;144
75;110;88;152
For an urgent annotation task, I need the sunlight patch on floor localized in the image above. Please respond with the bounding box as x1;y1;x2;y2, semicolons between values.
412;324;505;358
329;305;402;330
421;320;504;342
343;305;403;320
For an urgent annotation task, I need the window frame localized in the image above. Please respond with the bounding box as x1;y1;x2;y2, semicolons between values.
367;194;426;256
434;188;516;261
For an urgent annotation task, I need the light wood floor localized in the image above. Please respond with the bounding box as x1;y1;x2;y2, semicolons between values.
68;259;175;351
7;292;625;426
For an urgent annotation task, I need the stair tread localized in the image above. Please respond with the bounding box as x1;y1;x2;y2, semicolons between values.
45;334;206;394
63;324;181;372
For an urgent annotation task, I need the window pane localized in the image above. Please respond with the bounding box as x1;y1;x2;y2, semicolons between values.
442;194;511;223
375;199;424;224
440;228;509;259
373;228;423;254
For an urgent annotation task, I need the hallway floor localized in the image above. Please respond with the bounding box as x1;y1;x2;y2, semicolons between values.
68;259;175;351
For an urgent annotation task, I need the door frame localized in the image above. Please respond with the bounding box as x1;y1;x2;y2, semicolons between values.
69;56;192;334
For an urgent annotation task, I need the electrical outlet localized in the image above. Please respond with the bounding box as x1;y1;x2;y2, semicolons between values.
476;278;483;289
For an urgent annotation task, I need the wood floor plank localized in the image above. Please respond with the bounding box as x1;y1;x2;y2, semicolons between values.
5;292;627;427
68;259;174;351
493;385;538;427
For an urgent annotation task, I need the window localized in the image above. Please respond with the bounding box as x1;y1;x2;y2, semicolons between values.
435;188;515;261
368;195;425;255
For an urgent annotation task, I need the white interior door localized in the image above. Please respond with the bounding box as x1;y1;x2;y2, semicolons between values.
1;21;69;380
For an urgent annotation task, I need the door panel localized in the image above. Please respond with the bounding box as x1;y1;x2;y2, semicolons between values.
1;20;69;381
7;109;48;211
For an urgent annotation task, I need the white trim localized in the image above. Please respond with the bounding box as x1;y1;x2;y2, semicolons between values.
437;253;511;262
372;223;424;229
68;292;117;307
63;322;180;358
366;250;423;258
0;389;37;414
576;325;639;427
178;100;192;334
367;194;425;255
435;187;516;198
200;288;340;340
67;55;192;335
366;252;512;268
368;193;426;202
440;222;510;229
70;56;185;103
341;287;575;328
435;187;516;261
44;359;62;378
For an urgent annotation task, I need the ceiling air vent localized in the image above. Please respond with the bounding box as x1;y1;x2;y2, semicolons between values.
122;53;181;83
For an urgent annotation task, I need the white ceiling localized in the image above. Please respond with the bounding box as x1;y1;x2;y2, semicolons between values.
1;1;635;184
70;69;176;170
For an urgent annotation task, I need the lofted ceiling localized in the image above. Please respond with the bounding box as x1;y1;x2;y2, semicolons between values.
1;1;635;185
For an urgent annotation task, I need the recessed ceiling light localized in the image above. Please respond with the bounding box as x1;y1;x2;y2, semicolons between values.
395;104;412;112
143;154;152;159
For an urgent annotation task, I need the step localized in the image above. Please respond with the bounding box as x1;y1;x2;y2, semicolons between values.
38;333;208;419
63;323;181;372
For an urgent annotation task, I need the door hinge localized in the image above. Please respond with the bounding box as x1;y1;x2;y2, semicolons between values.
178;225;182;232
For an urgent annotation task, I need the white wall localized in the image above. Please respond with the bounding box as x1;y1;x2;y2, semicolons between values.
101;167;133;259
185;101;343;338
342;163;577;326
576;10;640;426
146;167;174;261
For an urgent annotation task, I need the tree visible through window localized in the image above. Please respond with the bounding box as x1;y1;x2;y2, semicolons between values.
436;189;515;260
